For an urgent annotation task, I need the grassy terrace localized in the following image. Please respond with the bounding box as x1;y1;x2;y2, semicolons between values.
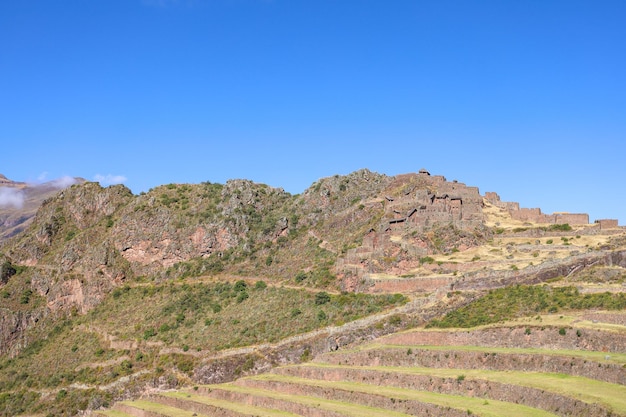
161;390;302;417
118;399;213;417
295;362;626;414
94;410;134;417
203;383;416;417
351;343;626;365
213;374;555;417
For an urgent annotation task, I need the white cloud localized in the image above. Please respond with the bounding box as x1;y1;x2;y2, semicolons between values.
49;176;78;189
94;174;128;186
0;187;25;209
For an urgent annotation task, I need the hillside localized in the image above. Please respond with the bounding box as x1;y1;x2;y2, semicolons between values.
0;168;624;416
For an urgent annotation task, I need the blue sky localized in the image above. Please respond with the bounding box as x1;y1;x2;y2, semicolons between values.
1;0;625;223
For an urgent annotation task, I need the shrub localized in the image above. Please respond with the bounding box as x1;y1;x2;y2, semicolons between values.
388;315;403;326
143;328;157;340
419;256;435;264
300;347;312;362
236;291;249;303
20;289;33;304
56;389;67;400
315;291;331;305
559;327;566;336
550;223;572;231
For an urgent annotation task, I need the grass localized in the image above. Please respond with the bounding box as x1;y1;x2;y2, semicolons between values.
205;383;417;417
120;399;213;417
0;324;120;392
94;410;134;417
164;391;301;417
0;279;406;416
83;281;406;351
247;374;558;417
362;343;626;365
427;284;626;328
299;362;626;414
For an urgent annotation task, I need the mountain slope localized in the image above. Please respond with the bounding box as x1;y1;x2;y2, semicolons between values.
0;168;624;416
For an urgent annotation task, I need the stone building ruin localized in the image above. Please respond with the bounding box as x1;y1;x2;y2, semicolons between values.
383;171;485;233
485;192;619;229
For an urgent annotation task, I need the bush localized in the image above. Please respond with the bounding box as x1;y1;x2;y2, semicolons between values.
295;271;308;283
549;223;572;231
419;256;435;264
20;289;32;304
143;328;157;340
315;291;331;305
234;280;247;292
236;291;249;303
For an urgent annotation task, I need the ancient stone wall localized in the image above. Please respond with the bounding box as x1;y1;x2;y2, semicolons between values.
596;219;619;229
555;213;589;225
485;191;592;225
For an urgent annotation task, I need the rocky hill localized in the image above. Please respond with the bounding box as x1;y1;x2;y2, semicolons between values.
0;168;624;416
0;174;84;241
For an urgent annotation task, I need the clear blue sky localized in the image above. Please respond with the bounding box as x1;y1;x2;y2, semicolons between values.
1;0;625;223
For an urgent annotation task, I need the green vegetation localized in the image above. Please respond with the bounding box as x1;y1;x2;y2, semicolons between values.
91;282;406;350
548;223;572;231
428;284;626;328
0;277;406;416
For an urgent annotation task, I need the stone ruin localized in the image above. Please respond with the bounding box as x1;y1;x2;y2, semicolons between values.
484;192;619;229
337;170;489;289
338;170;621;291
382;169;485;233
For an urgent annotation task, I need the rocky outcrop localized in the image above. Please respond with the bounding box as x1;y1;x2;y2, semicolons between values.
336;172;491;287
0;308;46;356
